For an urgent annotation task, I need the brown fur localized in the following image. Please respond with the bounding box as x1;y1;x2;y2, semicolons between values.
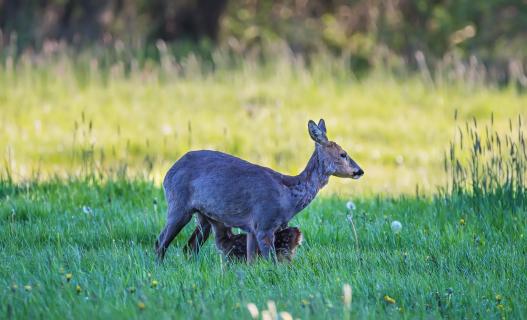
216;227;303;261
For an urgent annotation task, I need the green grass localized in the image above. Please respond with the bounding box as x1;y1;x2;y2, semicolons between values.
1;54;527;319
1;177;526;319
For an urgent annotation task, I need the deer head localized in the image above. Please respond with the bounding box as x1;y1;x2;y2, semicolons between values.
308;119;364;179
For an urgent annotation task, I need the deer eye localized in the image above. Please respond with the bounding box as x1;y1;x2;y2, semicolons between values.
340;153;347;158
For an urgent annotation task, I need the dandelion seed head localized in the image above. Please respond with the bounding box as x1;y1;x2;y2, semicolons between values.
82;206;92;214
346;201;356;211
391;220;402;233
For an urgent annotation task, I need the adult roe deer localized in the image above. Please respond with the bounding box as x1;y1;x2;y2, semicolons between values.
155;119;363;262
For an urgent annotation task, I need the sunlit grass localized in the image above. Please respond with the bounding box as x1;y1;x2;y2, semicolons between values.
1;56;525;195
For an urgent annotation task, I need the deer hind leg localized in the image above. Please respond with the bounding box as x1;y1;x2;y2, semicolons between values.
156;204;192;262
183;213;211;255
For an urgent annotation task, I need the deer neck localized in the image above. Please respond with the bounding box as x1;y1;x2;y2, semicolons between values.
289;148;330;212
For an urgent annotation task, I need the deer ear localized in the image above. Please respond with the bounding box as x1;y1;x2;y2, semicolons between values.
308;120;328;145
317;119;327;133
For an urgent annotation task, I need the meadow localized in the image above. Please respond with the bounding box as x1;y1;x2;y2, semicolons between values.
1;54;526;319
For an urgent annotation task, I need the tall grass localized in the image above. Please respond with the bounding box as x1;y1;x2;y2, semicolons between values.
443;114;526;212
2;45;526;194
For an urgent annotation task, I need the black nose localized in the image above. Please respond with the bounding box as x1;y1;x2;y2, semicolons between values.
356;169;364;176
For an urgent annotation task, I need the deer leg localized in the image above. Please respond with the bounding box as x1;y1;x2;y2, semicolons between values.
156;206;192;262
208;221;233;252
183;213;211;255
256;230;277;262
155;228;167;252
246;232;257;263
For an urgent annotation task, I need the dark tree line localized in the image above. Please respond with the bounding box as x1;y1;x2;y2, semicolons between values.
1;0;526;72
0;0;228;46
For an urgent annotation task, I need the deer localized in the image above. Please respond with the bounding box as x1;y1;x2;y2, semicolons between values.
155;119;363;262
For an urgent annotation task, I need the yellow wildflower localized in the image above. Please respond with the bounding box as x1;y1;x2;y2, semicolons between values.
151;280;158;288
497;304;504;311
384;295;396;304
76;285;82;294
459;218;465;226
495;294;502;302
137;301;145;310
24;285;32;291
66;273;73;282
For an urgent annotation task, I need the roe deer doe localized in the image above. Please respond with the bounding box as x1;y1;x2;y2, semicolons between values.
155;119;363;262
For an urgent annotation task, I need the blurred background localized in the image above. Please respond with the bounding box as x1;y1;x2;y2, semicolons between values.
2;0;527;75
1;0;526;195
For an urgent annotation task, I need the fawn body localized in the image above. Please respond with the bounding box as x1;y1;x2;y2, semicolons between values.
215;227;303;261
156;119;363;262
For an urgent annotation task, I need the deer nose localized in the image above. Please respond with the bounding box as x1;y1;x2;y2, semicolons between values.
355;168;364;176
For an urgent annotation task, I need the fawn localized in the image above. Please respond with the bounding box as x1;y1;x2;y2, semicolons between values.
215;227;303;261
156;119;363;262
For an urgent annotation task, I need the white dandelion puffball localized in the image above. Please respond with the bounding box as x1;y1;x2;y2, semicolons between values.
346;200;356;211
391;220;402;233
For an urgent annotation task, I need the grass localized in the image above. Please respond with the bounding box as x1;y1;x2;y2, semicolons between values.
1;54;526;194
1;52;527;318
1;176;525;319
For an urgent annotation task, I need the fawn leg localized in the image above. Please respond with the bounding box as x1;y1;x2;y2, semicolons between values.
183;213;211;255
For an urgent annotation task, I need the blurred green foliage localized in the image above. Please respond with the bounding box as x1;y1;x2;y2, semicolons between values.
1;0;526;78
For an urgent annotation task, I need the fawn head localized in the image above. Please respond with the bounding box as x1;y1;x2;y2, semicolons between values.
308;119;364;179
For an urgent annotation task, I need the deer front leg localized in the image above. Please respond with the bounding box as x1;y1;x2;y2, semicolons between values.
246;232;257;263
256;230;277;263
